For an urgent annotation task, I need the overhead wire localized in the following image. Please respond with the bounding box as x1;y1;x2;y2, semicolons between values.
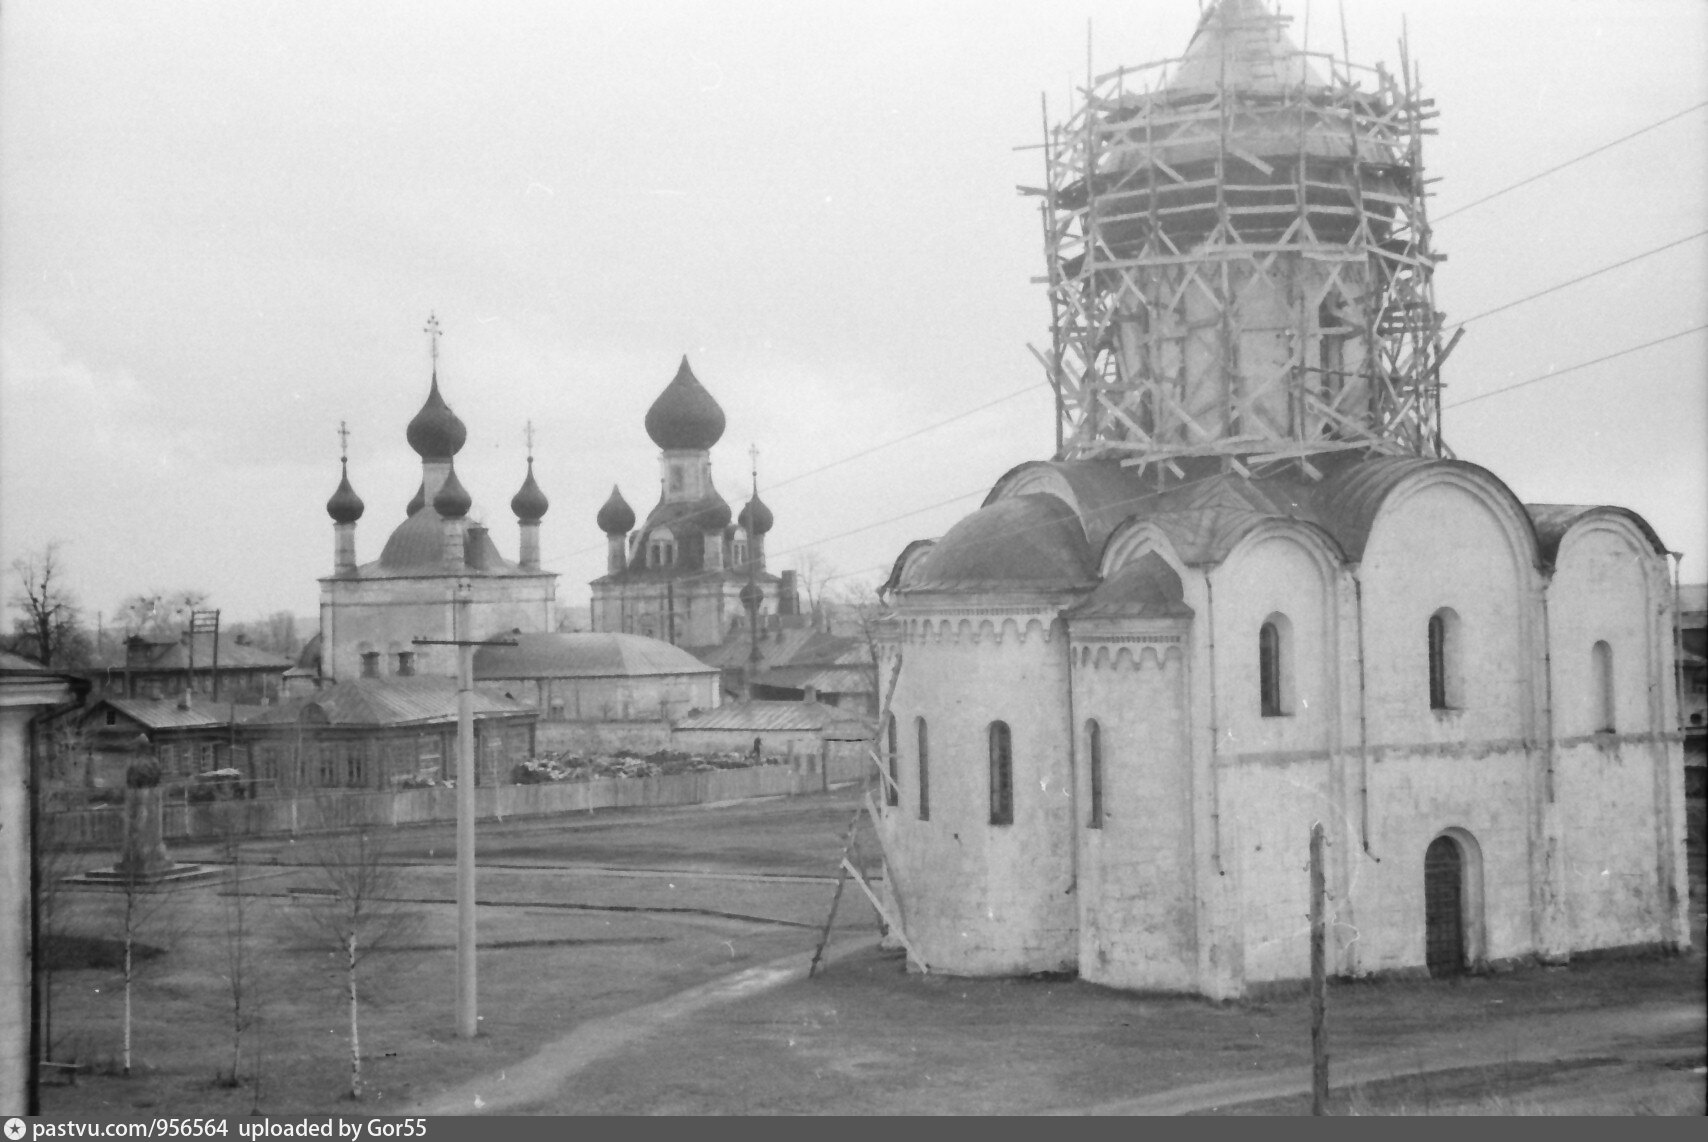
1433;99;1708;223
1445;323;1707;411
553;104;1708;595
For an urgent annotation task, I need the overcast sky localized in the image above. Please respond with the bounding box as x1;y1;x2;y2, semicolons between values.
3;0;1705;632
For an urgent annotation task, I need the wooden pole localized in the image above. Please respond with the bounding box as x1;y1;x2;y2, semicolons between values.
1310;820;1329;1115
455;585;477;1038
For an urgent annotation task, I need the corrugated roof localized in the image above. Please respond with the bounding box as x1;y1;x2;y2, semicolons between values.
474;632;718;680
673;700;864;735
244;677;531;728
90;697;257;731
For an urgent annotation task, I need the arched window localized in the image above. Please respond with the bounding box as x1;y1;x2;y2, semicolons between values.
649;528;676;568
916;716;930;821
1592;640;1615;733
1427;608;1460;710
1086;718;1104;828
1259;613;1293;717
988;721;1013;826
884;714;899;807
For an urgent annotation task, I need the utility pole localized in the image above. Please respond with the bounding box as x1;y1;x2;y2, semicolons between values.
1310;820;1329;1115
414;586;514;1039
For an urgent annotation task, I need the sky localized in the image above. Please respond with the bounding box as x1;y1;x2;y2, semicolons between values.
3;0;1705;632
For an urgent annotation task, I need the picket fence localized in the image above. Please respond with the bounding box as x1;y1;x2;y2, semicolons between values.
50;751;868;849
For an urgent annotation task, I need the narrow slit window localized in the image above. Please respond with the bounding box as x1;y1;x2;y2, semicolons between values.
1428;608;1460;711
989;721;1013;826
1592;640;1615;733
916;716;930;821
1087;719;1104;828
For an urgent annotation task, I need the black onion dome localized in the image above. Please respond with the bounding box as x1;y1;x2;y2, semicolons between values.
433;464;472;519
739;581;765;611
406;480;426;517
690;491;732;531
326;460;365;523
511;460;549;522
596;485;635;535
406;373;468;460
644;356;725;451
738;492;773;535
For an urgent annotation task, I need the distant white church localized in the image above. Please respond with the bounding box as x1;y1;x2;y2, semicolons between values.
870;0;1691;997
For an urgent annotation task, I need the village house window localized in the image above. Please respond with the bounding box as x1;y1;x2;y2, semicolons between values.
1087;718;1104;828
1259;613;1294;717
1428;608;1461;711
989;721;1013;826
318;744;336;785
1592;640;1615;733
105;708;117;726
916;716;930;822
884;714;899;807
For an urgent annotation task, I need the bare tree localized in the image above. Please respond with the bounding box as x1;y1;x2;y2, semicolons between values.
117;589;208;640
106;868;183;1076
211;804;265;1092
825;577;887;716
792;549;837;623
8;542;91;668
292;819;418;1101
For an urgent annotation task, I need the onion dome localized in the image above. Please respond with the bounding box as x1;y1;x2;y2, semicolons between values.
739;580;764;612
511;459;549;522
690;491;733;531
596;485;635;535
644;356;725;451
325;460;365;523
406;480;426;517
738;492;773;536
432;463;472;519
406;373;468;460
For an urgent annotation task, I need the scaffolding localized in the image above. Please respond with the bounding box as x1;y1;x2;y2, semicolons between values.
1036;0;1454;477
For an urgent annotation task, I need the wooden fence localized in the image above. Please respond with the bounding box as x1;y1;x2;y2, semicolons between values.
49;750;867;849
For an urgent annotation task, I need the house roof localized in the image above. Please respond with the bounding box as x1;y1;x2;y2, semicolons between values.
243;677;532;728
91;636;293;673
673;700;873;738
85;696;260;731
473;631;718;680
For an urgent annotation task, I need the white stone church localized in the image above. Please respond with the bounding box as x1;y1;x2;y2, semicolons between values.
870;0;1691;997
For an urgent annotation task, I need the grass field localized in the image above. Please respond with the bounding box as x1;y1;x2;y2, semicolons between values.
34;787;1707;1116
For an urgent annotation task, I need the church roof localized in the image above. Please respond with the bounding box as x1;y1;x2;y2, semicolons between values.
894;452;1657;597
1167;0;1326;96
366;508;535;578
473;631;719;680
1525;504;1667;568
905;493;1097;592
645;357;726;451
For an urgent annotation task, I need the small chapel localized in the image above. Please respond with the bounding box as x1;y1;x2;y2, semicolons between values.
869;0;1691;997
589;357;783;648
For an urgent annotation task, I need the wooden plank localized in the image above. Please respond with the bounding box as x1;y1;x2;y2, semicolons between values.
843;857;926;972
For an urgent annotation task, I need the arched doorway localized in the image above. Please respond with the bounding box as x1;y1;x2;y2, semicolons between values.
1424;835;1466;977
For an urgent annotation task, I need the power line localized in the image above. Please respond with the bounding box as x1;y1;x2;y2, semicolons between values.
1445;323;1708;411
1434;99;1708;223
1454;230;1708;329
763;383;1042;495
